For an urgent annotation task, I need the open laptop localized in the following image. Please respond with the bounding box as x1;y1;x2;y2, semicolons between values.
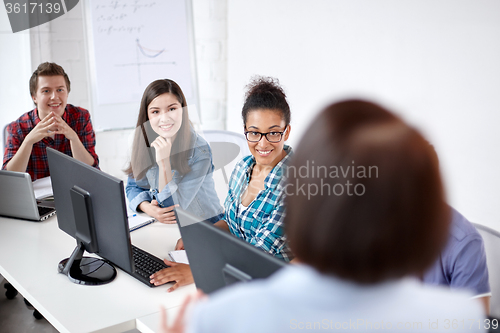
0;170;56;221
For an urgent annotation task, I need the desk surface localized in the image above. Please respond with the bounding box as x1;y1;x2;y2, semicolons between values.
0;215;195;333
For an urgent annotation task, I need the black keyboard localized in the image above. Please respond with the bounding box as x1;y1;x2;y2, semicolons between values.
131;245;169;287
38;206;54;216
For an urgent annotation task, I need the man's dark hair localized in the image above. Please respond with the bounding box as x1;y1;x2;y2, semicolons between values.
29;62;71;97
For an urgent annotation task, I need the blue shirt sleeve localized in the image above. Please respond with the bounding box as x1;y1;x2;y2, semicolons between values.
423;208;491;297
126;176;153;212
447;235;490;295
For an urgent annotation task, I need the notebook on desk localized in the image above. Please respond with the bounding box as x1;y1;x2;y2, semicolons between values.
128;212;155;231
125;201;155;231
0;170;56;221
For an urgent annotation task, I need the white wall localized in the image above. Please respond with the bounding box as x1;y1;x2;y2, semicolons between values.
0;10;32;151
193;0;228;129
1;0;227;181
227;0;500;231
3;0;499;232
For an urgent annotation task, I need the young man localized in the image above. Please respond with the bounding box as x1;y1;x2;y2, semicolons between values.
2;62;99;180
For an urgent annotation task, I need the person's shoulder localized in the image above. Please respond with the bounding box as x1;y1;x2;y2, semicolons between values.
229;155;253;176
64;105;94;131
66;104;90;117
191;131;211;159
193;131;209;150
13;109;35;123
8;109;36;134
279;145;294;169
448;207;482;243
238;154;254;167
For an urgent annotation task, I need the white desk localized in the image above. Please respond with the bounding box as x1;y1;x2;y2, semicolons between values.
0;215;195;333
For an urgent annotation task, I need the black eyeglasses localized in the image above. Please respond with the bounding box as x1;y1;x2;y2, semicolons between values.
244;129;287;143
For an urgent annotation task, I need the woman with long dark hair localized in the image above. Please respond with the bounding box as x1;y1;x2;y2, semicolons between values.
125;79;223;224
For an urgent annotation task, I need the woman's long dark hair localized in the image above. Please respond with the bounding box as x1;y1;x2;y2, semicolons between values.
125;79;192;179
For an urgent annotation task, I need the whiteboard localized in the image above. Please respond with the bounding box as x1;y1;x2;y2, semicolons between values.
83;0;199;131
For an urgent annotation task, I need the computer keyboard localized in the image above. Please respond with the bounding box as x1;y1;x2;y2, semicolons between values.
37;206;55;217
37;206;54;216
131;245;169;287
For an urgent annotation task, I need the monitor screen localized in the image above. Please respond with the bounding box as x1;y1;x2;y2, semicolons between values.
47;148;133;274
176;208;287;294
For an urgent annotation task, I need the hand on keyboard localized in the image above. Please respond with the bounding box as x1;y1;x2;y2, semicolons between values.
131;245;169;286
149;259;194;292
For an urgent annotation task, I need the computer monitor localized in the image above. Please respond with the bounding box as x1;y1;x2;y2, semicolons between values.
176;209;287;294
47;148;134;285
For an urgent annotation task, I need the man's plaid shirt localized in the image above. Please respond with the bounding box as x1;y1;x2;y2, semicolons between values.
3;105;99;180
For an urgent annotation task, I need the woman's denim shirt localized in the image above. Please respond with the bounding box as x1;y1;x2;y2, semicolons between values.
126;130;224;223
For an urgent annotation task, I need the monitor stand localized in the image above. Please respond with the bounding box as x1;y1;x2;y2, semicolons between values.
58;242;116;285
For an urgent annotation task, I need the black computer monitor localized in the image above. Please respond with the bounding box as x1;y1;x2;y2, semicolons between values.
176;209;287;294
47;148;134;285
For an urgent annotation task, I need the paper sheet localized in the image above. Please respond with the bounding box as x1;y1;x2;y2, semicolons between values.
168;250;189;264
32;177;53;199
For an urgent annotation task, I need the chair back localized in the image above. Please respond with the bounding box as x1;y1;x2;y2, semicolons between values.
473;223;500;318
3;124;8;150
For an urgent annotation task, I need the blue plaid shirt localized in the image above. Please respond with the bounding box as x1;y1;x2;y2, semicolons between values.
224;146;293;262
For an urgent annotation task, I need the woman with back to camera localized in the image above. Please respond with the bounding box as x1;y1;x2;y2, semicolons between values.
150;76;295;290
125;79;223;225
161;100;484;332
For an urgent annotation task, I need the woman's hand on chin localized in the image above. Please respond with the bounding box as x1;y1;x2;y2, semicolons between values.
151;136;172;164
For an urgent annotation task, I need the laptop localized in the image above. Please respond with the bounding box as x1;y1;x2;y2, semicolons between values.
0;170;56;221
